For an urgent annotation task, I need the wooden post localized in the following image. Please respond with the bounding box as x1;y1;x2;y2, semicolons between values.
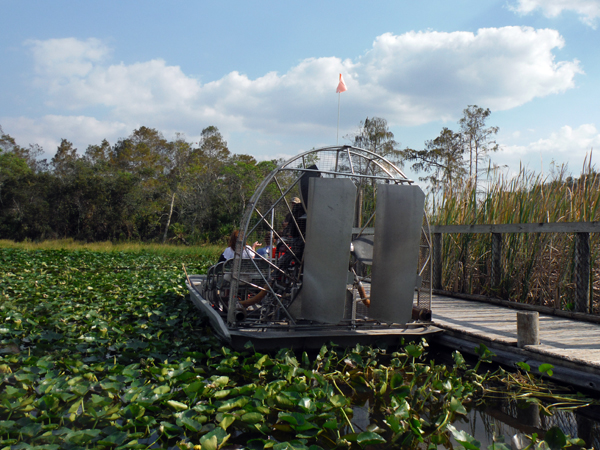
574;232;590;313
433;233;442;290
517;311;539;347
460;237;469;294
491;232;502;291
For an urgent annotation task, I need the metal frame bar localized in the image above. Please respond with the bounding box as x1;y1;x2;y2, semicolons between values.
279;167;412;183
346;146;356;175
253;208;302;272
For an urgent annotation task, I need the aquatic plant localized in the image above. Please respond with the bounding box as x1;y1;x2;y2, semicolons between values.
0;247;593;449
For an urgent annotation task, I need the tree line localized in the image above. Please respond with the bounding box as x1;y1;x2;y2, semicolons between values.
0;125;276;243
0;105;499;243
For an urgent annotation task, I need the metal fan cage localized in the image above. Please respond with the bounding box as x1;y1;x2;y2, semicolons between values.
226;145;432;327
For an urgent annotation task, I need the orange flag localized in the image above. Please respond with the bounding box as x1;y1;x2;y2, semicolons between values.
336;74;347;93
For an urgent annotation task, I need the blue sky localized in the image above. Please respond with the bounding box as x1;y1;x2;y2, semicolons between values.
1;0;599;179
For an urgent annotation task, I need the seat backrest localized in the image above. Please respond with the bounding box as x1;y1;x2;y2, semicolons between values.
220;257;271;287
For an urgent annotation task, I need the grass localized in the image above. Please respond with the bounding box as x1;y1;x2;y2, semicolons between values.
0;239;222;258
428;161;600;312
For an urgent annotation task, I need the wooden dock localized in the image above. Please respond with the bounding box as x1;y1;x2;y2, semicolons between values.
430;294;600;392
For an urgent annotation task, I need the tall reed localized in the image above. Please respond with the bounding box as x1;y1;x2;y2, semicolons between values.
429;160;600;313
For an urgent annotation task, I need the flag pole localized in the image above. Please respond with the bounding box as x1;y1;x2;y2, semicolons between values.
337;92;341;145
335;73;347;145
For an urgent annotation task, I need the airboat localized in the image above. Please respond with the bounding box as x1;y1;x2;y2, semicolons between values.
185;145;442;350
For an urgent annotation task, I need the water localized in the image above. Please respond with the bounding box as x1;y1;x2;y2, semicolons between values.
430;342;600;448
454;399;600;448
348;396;600;448
345;343;600;448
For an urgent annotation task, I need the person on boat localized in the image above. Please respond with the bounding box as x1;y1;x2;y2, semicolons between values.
276;196;301;256
240;200;306;308
256;232;277;258
281;197;301;236
218;229;261;263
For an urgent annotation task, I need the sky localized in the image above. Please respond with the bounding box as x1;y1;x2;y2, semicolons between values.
1;0;600;180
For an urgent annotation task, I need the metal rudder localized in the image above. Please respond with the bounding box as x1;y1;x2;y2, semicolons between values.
369;184;425;324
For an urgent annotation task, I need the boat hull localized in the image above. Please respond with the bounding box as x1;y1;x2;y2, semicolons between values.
186;275;442;351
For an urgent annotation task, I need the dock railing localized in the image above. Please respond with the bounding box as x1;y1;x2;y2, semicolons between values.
430;222;600;315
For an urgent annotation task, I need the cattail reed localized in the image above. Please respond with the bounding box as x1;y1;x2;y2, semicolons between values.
429;159;600;313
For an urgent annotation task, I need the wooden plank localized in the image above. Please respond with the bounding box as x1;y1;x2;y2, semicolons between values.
433;289;600;324
430;221;600;234
491;233;502;288
431;294;600;371
575;232;591;313
436;333;600;391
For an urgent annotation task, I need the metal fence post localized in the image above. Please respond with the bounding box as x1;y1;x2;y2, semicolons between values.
433;233;442;290
574;231;590;313
491;232;502;290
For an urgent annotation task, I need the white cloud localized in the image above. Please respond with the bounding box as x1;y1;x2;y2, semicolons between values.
357;28;581;123
26;38;110;82
502;124;600;160
510;0;600;28
1;115;130;159
19;29;582;152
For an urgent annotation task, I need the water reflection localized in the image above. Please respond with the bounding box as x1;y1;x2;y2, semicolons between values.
451;397;600;449
351;399;371;433
349;389;600;448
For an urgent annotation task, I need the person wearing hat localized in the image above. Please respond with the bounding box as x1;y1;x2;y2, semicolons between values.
281;197;301;237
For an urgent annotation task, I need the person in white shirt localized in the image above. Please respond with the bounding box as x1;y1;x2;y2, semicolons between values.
219;229;261;263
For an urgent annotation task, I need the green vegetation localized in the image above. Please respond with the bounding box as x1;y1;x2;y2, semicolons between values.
429;162;600;311
0;246;593;449
0;125;277;244
0;239;222;257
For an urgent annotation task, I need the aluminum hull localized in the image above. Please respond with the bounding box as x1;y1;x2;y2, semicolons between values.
186;275;442;351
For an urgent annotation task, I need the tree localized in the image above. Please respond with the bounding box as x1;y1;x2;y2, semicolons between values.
195;125;230;177
0;127;31;197
176;126;233;240
459;105;499;185
84;139;111;165
109;126;171;178
0;143;31;206
403;127;467;194
1;125;46;172
0;124;275;243
51;139;79;177
403;106;499;194
349;117;401;161
161;133;193;243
